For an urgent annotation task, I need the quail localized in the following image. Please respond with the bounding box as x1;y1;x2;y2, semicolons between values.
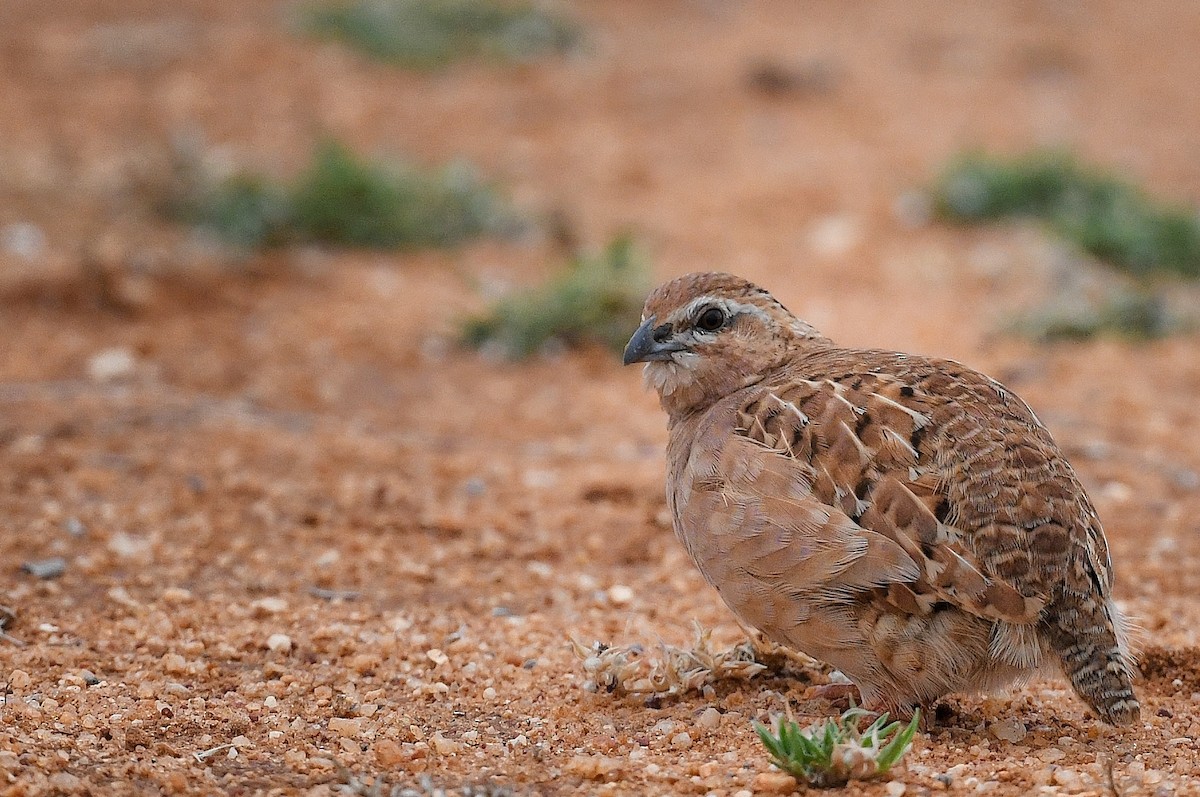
623;272;1139;725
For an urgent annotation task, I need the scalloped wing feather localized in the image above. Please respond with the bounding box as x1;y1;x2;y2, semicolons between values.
731;373;1046;626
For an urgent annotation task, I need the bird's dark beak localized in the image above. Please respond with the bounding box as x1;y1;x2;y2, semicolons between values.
623;316;684;365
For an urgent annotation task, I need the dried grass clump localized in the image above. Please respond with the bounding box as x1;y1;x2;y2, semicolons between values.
570;624;807;698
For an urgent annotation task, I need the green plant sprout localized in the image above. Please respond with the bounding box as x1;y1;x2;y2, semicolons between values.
754;706;920;788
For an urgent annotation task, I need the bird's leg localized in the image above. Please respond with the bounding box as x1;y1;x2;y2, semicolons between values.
805;682;862;711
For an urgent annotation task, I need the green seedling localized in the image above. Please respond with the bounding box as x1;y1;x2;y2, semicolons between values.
755;706;920;788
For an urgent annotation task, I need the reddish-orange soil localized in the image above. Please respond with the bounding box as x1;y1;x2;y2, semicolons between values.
3;2;1200;794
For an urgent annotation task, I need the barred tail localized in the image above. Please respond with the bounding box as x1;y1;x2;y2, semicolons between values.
1047;595;1140;725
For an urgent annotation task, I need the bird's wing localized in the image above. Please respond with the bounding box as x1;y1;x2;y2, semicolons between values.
717;370;1048;625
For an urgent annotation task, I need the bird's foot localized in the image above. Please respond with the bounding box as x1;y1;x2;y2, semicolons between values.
804;682;863;712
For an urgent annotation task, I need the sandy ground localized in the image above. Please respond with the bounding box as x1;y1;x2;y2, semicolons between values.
3;1;1200;794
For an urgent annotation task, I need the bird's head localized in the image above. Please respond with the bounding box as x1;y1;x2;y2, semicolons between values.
623;272;829;420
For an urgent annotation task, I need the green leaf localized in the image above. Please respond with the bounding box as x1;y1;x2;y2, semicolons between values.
876;709;921;773
754;705;922;786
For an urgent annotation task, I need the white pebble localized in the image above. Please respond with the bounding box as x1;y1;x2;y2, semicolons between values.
697;707;721;730
87;347;137;382
265;633;292;653
1;222;46;260
653;719;676;735
807;214;863;257
1053;768;1082;789
885;782;907;797
608;585;634;605
431;733;460;754
251;597;288;615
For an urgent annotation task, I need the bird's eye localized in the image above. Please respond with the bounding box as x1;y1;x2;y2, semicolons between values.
696;307;726;332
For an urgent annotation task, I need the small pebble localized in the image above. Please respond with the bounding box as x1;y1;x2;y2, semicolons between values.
1;221;47;260
9;669;31;690
697;707;721;730
752;771;798;793
329;717;362;738
885;782;907;797
266;634;292;653
670;731;692;749
1053;768;1082;789
22;557;66;579
374;739;405;767
250;597;288;615
431;733;460;755
608;585;634;605
161;587;192;604
161;653;187;674
87;347;137;382
1037;747;1066;763
988;718;1027;743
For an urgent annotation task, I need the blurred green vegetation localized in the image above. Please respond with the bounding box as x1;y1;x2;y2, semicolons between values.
181;141;515;249
302;0;581;68
1012;289;1181;342
461;234;650;358
935;151;1200;279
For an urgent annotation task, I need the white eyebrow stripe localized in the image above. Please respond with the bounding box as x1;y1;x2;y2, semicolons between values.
670;297;772;326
